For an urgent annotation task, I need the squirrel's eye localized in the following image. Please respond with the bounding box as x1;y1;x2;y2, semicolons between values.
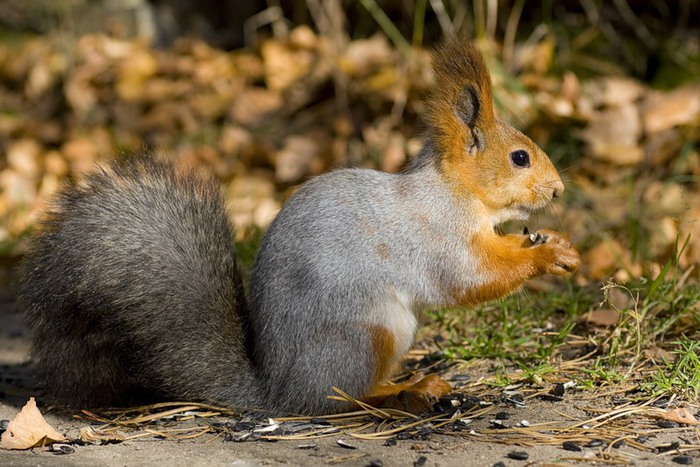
509;150;530;168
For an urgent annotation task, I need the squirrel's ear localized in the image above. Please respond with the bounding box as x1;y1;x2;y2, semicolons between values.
427;39;495;157
456;85;485;155
456;85;480;127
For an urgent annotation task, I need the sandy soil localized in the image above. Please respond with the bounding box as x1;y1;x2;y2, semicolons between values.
0;261;694;466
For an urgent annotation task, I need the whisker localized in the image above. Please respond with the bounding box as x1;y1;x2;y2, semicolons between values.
558;164;580;175
548;203;565;232
557;175;573;184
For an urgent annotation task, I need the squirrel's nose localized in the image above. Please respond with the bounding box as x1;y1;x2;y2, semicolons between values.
552;180;565;199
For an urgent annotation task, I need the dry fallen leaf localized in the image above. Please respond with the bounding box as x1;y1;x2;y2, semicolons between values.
262;38;315;92
580;103;643;165
583;309;620;327
0;397;66;450
583;238;630;280
642;86;700;134
654;407;700;426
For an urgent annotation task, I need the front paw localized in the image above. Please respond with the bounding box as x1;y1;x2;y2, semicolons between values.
533;229;581;276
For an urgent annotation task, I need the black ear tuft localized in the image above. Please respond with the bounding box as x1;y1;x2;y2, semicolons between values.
456;85;480;128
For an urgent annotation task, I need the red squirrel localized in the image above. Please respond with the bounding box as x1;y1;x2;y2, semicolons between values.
20;39;580;415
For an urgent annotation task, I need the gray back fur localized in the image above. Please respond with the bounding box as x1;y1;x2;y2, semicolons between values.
249;147;482;414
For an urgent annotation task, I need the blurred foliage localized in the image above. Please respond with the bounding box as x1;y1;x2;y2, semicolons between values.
0;0;699;289
1;1;698;84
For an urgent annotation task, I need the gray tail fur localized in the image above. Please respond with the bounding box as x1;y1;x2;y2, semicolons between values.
19;155;262;410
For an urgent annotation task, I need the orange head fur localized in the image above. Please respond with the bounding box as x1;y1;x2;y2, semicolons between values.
425;40;564;227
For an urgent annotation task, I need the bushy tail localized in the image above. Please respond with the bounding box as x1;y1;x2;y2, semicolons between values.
20;155;262;409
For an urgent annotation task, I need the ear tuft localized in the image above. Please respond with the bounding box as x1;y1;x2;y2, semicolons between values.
425;39;495;158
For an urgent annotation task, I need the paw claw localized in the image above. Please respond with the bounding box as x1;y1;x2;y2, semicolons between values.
533;230;580;275
377;374;452;414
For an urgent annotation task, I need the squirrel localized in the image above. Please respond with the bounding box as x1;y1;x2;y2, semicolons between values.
19;39;580;416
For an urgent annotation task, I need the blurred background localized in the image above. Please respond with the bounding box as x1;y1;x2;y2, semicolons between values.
0;0;699;284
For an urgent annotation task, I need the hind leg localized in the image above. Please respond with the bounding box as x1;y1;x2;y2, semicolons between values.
361;324;452;414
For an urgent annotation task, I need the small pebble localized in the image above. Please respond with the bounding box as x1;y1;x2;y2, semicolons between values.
586;439;604;448
520;420;530;427
562;441;582;452
672;456;694;465
414;456;427;467
507;451;529;461
0;419;8;434
495;412;511;420
658;420;679;429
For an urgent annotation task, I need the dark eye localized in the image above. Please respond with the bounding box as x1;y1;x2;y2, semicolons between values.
510;150;530;168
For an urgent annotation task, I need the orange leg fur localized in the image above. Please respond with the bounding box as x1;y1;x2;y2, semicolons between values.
458;230;580;306
364;373;453;414
363;325;452;414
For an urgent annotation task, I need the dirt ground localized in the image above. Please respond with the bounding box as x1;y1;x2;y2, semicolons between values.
0;261;695;466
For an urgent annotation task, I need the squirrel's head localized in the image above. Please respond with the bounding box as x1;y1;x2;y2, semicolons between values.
426;40;564;227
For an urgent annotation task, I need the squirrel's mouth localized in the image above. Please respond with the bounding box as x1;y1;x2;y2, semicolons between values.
490;205;533;228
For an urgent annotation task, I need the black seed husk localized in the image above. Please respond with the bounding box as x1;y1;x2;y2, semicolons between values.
233;421;256;431
336;439;356;449
657;441;681;453
507;451;529;460
672;456;694;465
310;417;331;425
562;441;582;452
551;383;565;397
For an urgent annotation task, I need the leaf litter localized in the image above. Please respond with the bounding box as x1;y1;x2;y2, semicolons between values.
51;361;699;466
